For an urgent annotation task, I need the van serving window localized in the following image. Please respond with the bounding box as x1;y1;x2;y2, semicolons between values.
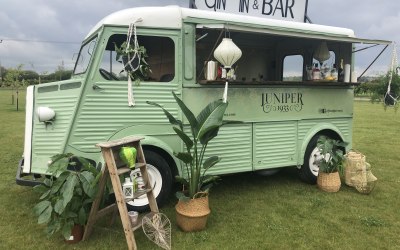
99;34;175;82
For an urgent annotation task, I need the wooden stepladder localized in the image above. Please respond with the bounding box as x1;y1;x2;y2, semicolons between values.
83;136;159;250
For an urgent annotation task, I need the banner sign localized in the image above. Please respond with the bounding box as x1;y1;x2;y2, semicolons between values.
194;0;308;22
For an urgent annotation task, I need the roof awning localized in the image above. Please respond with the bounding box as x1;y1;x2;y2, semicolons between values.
196;23;392;45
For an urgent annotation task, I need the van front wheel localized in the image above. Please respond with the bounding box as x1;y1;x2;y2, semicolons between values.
126;150;172;212
298;135;321;184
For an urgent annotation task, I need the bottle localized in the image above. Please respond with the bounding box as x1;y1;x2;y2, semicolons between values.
312;63;320;80
338;59;344;82
331;64;338;81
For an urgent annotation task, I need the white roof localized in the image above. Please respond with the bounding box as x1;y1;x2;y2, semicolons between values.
85;6;390;45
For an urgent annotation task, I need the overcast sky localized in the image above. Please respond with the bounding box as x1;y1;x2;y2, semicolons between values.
0;0;399;76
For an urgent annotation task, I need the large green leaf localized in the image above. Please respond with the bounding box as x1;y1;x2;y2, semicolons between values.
54;199;65;214
39;189;51;200
51;172;69;194
33;201;53;224
199;127;219;145
33;200;51;216
174;152;193;164
196;100;228;143
203;156;221;171
62;174;78;208
78;207;87;225
173;127;193;151
146;101;183;129
172;91;198;133
79;171;96;197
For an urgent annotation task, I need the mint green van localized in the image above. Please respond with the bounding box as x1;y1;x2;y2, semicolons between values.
17;6;389;210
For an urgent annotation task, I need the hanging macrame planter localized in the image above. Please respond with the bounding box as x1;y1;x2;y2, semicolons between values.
384;42;399;106
115;18;151;107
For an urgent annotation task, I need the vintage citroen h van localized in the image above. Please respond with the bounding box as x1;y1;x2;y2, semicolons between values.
17;6;390;210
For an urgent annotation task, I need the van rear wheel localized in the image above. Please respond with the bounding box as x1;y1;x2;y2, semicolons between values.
298;135;321;184
126;150;172;212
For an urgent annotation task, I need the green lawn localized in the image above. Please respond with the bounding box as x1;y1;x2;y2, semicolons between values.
1;89;399;249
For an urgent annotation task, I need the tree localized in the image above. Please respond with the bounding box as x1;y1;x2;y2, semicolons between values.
4;64;25;111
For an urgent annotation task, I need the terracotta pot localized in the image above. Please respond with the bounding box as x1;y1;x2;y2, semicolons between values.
65;224;84;244
317;171;341;192
175;194;210;232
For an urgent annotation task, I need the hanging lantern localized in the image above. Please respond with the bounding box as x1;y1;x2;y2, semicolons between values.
313;41;330;64
213;38;242;103
123;177;134;200
214;38;242;69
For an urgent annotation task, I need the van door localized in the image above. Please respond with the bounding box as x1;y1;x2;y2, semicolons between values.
68;30;180;153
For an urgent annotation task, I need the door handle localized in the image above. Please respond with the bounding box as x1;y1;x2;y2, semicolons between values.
92;84;104;91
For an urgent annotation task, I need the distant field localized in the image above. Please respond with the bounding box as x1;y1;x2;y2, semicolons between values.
0;89;399;249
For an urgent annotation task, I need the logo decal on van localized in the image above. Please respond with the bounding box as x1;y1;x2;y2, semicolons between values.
261;92;304;113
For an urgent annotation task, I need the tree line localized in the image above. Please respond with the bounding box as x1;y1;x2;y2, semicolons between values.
0;64;72;88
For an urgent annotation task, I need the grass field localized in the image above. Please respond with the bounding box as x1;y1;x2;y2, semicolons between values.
0;89;399;249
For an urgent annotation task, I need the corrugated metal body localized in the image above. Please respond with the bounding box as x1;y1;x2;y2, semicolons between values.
298;119;352;140
70;81;179;152
253;121;297;169
31;84;82;173
183;124;253;175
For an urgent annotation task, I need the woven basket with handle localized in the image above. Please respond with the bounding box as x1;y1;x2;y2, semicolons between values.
175;192;210;232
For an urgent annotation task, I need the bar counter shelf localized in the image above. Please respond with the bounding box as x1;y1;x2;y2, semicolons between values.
198;79;360;86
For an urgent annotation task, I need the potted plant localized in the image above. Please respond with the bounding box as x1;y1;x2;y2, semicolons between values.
147;92;228;231
114;41;151;85
33;154;101;242
316;135;348;192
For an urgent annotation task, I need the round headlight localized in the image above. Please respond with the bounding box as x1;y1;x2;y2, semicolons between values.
36;107;56;122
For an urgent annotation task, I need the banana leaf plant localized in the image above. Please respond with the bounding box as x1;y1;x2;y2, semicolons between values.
147;92;228;200
32;154;101;240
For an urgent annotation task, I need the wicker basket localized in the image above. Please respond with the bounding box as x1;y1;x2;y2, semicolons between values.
351;162;377;194
344;150;366;186
175;193;210;232
317;171;341;192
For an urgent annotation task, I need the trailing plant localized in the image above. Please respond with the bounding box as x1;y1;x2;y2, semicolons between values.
147;92;228;200
317;136;348;174
114;41;151;85
33;153;101;240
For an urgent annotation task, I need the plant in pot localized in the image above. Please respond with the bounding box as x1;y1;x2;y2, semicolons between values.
316;135;348;192
33;154;101;242
114;41;151;85
147;92;228;232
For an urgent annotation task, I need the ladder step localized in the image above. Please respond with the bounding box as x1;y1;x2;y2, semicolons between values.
117;163;147;175
124;188;153;202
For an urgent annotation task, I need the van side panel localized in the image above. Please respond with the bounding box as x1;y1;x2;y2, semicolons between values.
31;81;83;174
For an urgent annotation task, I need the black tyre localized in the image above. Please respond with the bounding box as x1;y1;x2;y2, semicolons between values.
126;150;172;212
298;135;321;184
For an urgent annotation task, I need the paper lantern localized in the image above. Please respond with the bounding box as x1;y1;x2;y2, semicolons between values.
313;41;330;64
213;38;242;103
214;38;242;69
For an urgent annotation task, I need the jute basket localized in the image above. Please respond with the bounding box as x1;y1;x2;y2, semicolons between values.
317;172;341;192
344;150;366;186
351;162;377;194
175;192;210;232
